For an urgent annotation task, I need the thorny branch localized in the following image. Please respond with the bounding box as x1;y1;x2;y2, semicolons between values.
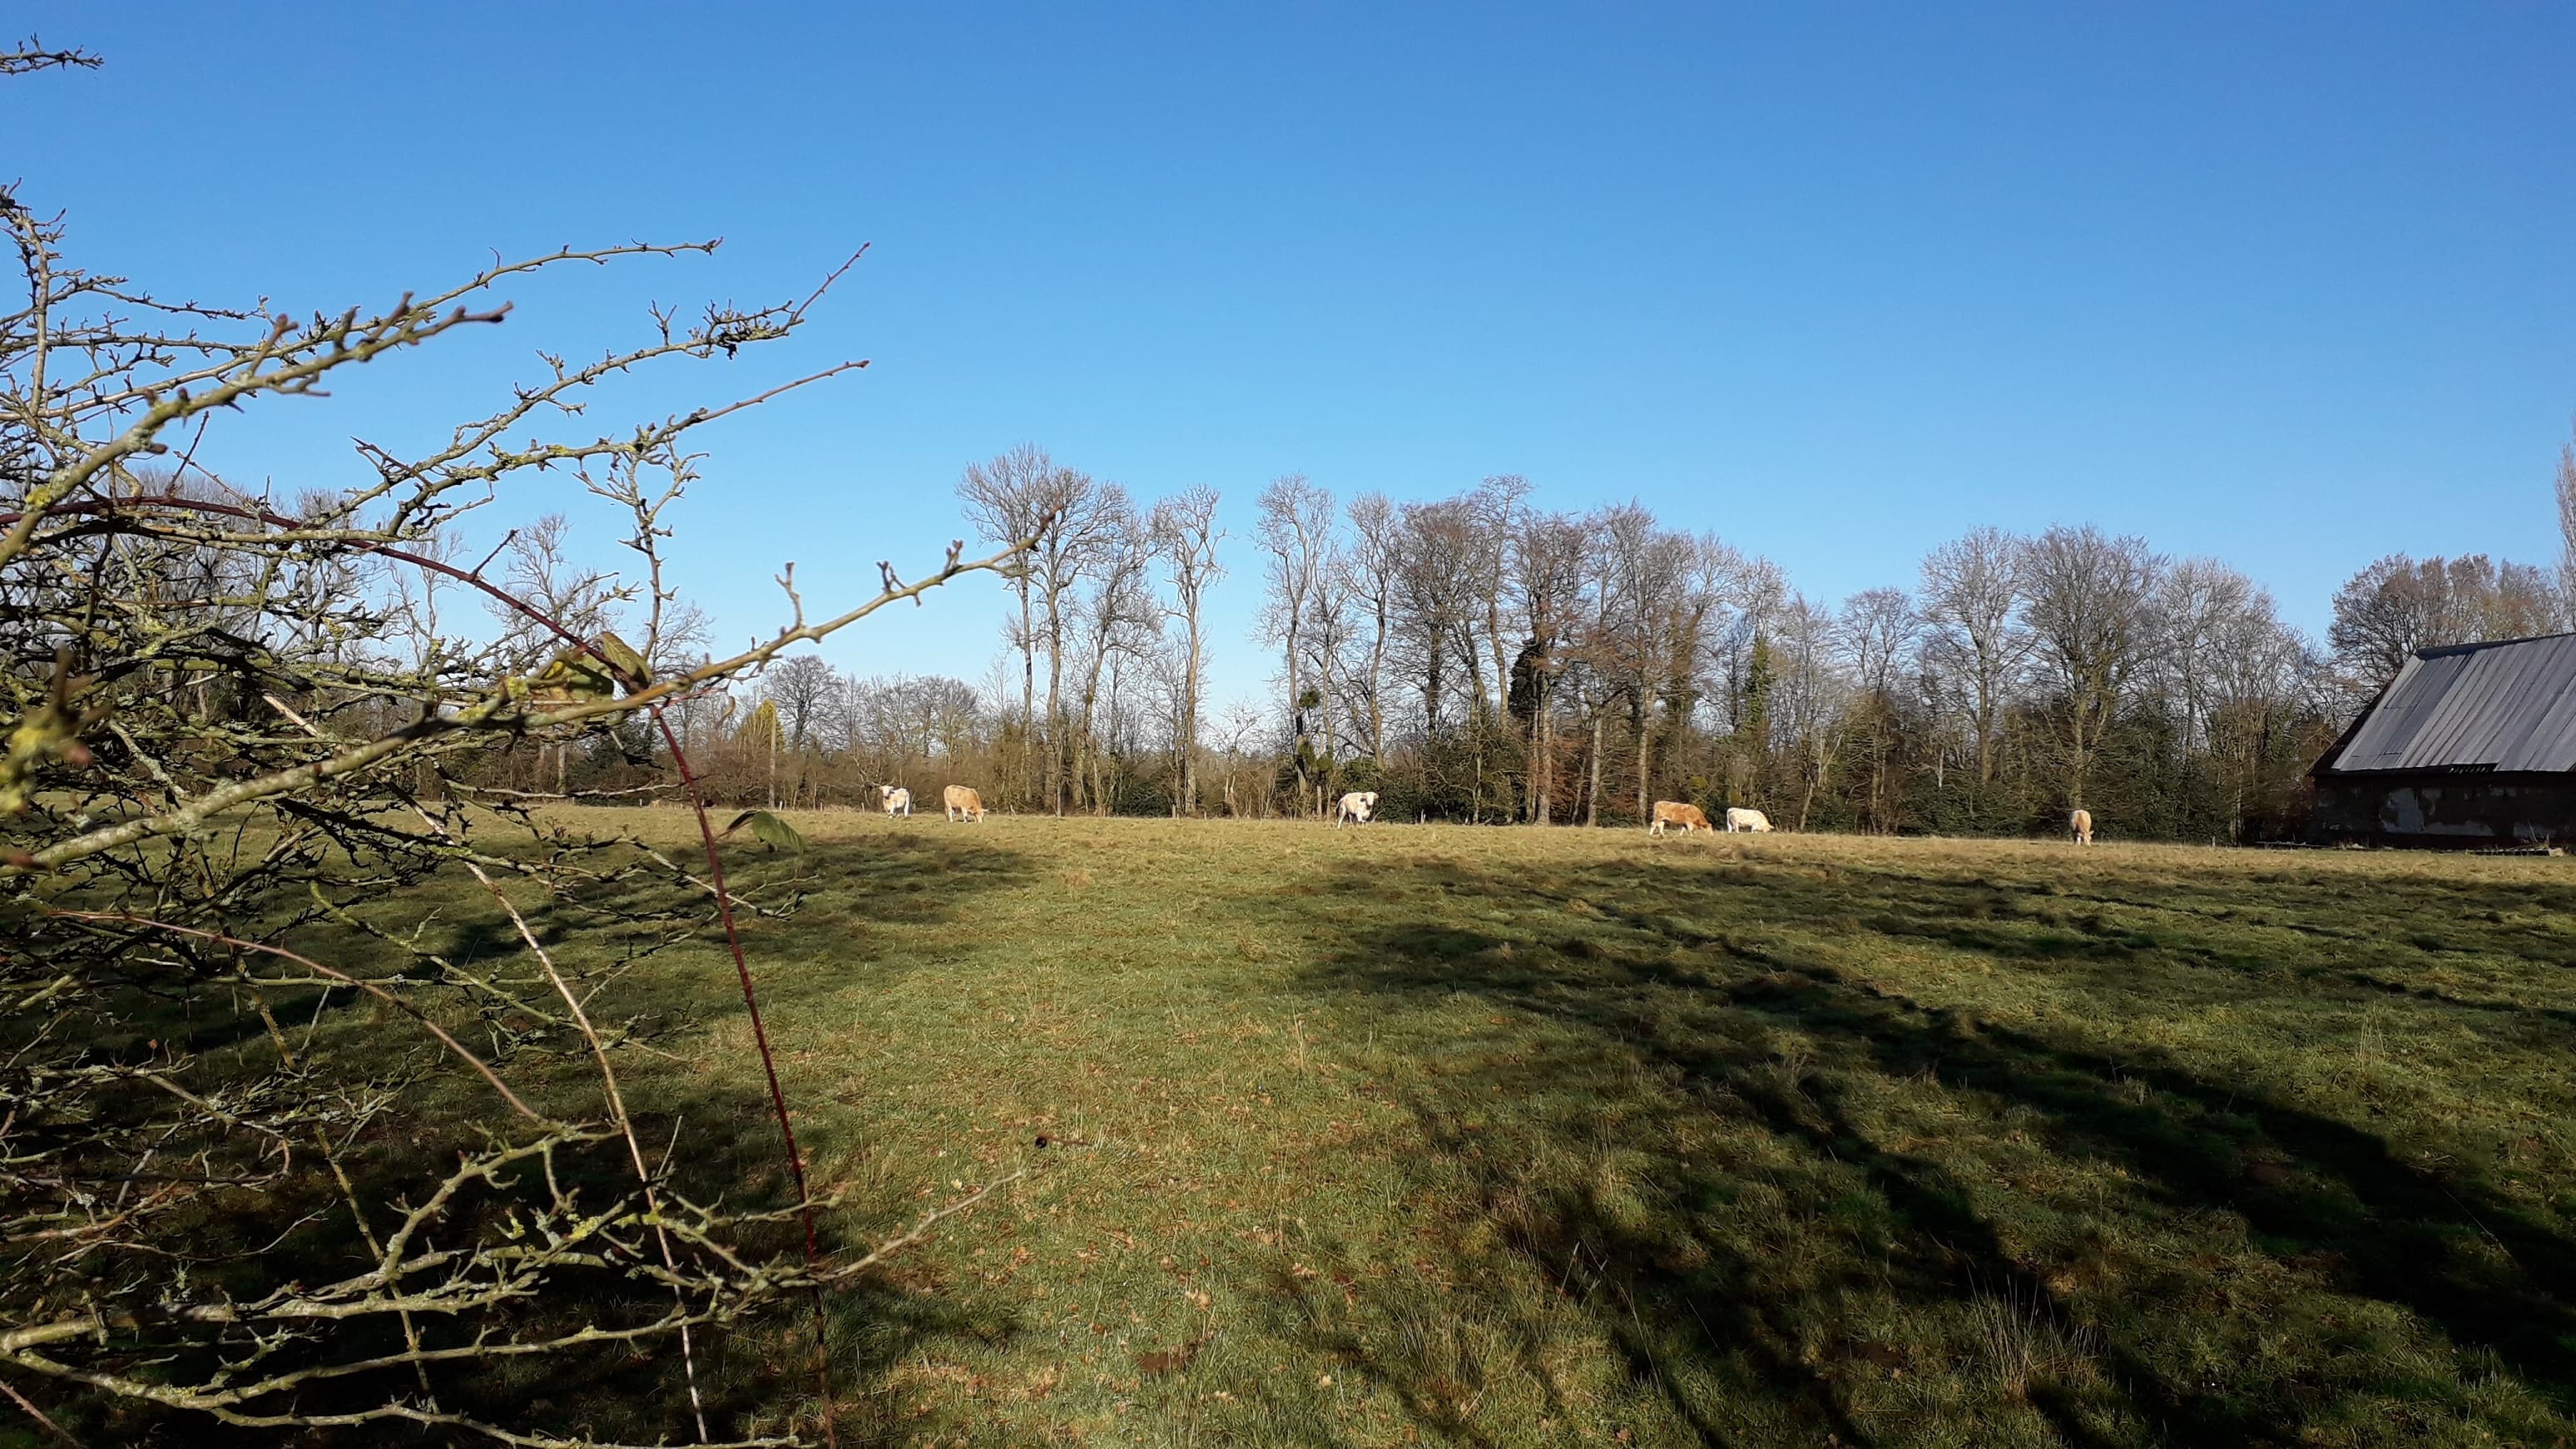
0;57;1040;1447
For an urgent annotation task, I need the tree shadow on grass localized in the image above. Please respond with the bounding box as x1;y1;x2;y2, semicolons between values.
36;828;1040;1447
1278;851;2576;1448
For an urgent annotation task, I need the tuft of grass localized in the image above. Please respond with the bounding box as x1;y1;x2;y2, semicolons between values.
361;811;2576;1445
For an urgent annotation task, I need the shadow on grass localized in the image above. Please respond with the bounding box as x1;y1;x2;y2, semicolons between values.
1276;850;2576;1447
32;826;1038;1447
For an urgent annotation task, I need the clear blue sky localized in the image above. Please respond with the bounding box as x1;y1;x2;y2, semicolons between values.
9;3;2572;710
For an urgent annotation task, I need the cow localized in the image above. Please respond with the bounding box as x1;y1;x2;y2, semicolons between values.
944;784;987;823
2069;808;2093;846
1335;791;1380;826
877;784;912;818
1649;800;1712;836
1724;807;1773;833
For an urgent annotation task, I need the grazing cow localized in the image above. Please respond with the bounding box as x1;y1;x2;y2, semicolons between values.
877;784;912;818
1649;800;1712;836
2069;808;2093;846
1335;791;1380;826
944;784;987;823
1724;807;1773;833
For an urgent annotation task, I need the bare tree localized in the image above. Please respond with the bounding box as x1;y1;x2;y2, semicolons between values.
763;653;840;806
488;513;632;794
1067;490;1153;812
1775;593;1852;831
2020;525;2163;809
1470;475;1531;720
1392;495;1488;747
1343;491;1398;763
1838;585;1918;832
1147;485;1224;814
2200;582;2316;839
2;43;1033;1445
2328;554;2446;685
2559;416;2576;627
2159;558;2256;764
1305;556;1357;789
2328;552;2559;687
959;443;1058;806
1256;474;1335;814
1508;509;1589;823
1917;526;2029;793
765;655;837;752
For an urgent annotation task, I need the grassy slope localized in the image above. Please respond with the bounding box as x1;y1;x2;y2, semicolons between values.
527;810;2576;1447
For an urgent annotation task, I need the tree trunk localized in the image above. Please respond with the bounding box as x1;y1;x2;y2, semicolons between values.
1534;683;1554;824
1019;579;1037;812
1181;609;1202;816
1315;662;1333;809
1365;601;1388;761
1584;707;1606;828
1632;702;1652;823
1045;604;1066;817
1284;626;1303;818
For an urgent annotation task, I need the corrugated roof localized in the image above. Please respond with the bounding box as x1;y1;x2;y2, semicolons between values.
2324;632;2576;775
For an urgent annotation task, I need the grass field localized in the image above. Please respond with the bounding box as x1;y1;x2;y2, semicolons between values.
424;810;2576;1446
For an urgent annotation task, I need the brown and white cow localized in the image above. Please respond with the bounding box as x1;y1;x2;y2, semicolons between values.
1723;807;1773;833
1649;800;1712;836
944;784;987;823
877;784;912;818
2068;809;2093;846
1335;791;1380;826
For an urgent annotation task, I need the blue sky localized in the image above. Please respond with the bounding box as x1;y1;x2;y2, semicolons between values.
8;3;2572;709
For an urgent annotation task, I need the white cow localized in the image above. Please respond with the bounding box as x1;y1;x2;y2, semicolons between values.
877;784;911;818
2069;808;2093;846
1724;807;1773;833
1335;790;1380;826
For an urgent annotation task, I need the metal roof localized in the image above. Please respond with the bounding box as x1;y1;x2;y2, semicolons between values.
2321;632;2576;776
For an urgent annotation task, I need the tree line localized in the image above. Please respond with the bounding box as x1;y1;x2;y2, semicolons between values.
521;429;2576;843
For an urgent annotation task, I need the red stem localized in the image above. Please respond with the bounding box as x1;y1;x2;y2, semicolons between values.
651;705;837;1447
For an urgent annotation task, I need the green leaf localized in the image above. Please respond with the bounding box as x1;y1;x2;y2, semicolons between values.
531;647;619;704
721;809;806;854
1;705;84;816
593;631;651;690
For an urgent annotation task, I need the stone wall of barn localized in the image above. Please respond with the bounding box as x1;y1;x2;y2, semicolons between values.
2311;775;2576;847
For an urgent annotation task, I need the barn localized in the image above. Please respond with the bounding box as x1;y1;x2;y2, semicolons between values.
2311;632;2576;848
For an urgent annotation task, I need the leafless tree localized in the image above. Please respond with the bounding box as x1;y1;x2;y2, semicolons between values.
958;443;1060;805
2020;525;2163;809
1067;490;1154;812
1305;556;1358;780
1508;509;1589;823
2200;582;2314;839
2158;558;2258;762
1256;473;1335;814
1838;585;1918;832
1342;491;1399;762
1918;526;2029;791
1393;494;1489;745
1147;485;1223;814
2558;416;2576;626
1775;592;1852;831
2;41;1033;1446
2328;552;2559;687
762;653;840;805
1469;475;1531;718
